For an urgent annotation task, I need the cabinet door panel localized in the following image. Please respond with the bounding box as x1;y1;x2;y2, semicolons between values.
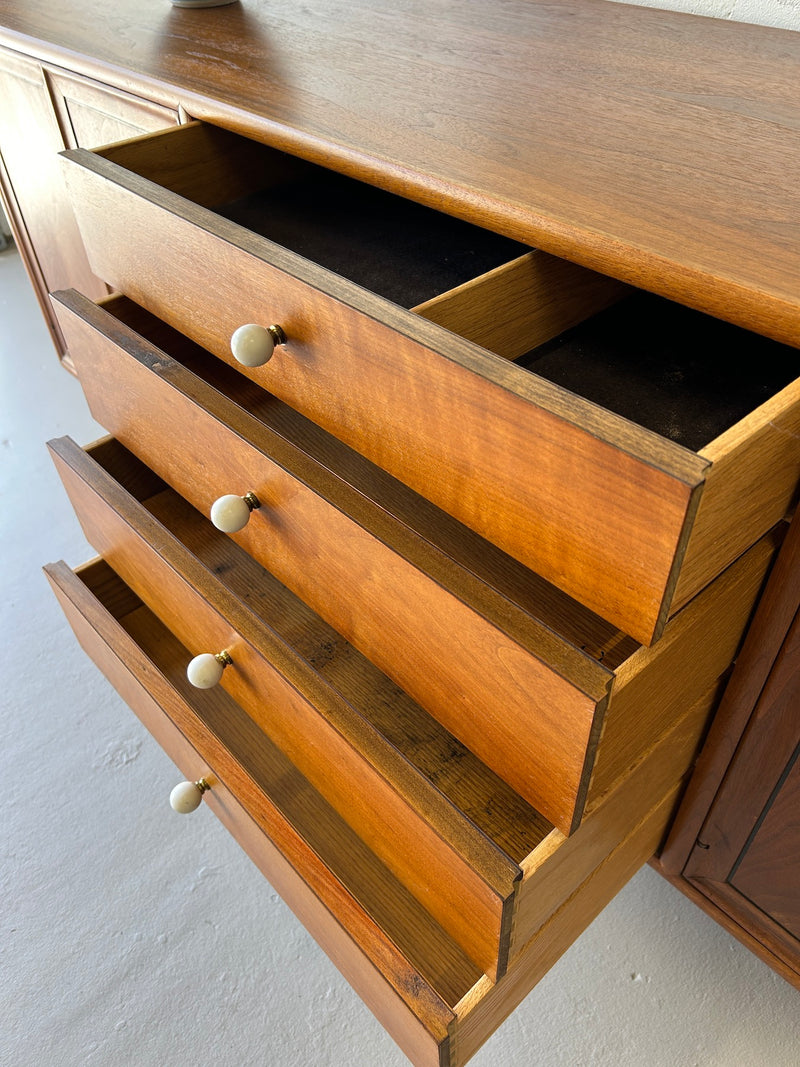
46;69;178;150
728;749;800;942
683;606;800;968
0;47;179;358
0;47;105;348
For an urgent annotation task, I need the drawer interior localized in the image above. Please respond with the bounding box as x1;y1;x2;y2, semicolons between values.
67;123;800;647
218;162;528;311
95;122;630;350
517;292;799;452
95;122;798;459
221;153;798;455
98;122;528;310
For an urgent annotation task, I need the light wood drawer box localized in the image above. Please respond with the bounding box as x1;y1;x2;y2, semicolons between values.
52;290;777;844
59;123;800;646
44;542;770;1066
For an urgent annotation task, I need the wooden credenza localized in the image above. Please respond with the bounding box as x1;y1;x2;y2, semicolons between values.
2;1;798;1062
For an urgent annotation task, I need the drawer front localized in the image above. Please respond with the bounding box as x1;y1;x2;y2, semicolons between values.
48;434;522;980
60;123;708;645
52;288;615;838
44;559;459;1067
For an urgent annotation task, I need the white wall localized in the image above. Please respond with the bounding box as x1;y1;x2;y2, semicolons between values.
609;0;800;30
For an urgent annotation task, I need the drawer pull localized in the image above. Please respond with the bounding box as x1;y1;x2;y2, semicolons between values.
230;322;286;367
210;491;261;533
186;649;233;688
169;777;211;813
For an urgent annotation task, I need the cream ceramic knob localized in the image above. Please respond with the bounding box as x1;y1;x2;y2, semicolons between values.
169;778;210;814
186;650;233;689
230;323;286;367
210;491;261;533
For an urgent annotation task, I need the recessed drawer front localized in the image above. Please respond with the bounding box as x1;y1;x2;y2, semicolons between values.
53;288;618;837
43;547;776;1066
59;121;716;646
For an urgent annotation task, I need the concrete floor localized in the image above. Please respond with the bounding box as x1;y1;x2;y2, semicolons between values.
2;241;799;1065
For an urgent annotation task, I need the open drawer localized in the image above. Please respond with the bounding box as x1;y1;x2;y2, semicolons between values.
52;291;775;840
59;122;799;645
44;549;769;1066
47;419;779;966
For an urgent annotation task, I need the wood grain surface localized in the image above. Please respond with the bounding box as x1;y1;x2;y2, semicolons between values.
511;677;725;959
24;0;800;1055
93;293;643;673
677;606;800;973
683;607;800;888
454;782;687;1064
729;753;800;942
591;528;781;806
672;377;800;612
413;250;629;360
54;435;725;982
46;555;702;1064
654;511;800;988
0;45;180;357
0;48;104;348
2;0;799;347
45;67;178;152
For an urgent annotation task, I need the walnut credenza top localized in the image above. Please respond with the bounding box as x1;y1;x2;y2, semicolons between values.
0;0;799;346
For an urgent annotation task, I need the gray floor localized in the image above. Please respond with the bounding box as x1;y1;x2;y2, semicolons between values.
2;241;798;1065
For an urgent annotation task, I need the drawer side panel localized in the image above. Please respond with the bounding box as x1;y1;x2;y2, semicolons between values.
452;782;685;1064
672;379;800;612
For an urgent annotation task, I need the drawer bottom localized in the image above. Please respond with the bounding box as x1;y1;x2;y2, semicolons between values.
44;558;725;1066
